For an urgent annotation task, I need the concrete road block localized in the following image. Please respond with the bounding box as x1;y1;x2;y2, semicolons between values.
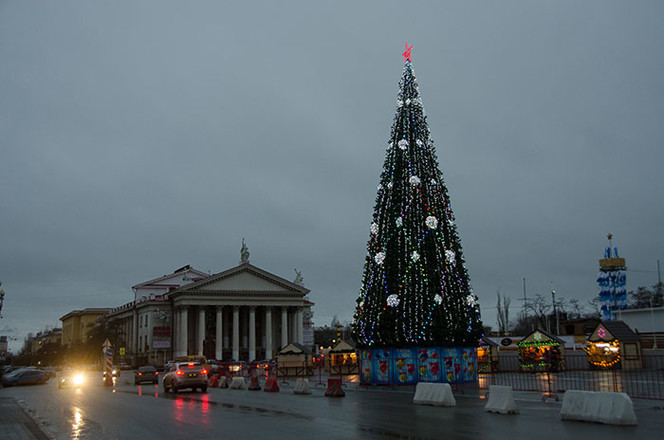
230;376;246;390
560;390;637;425
413;382;456;407
294;378;311;395
484;385;519;414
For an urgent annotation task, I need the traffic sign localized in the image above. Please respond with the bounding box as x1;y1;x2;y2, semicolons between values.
119;347;125;356
105;348;114;357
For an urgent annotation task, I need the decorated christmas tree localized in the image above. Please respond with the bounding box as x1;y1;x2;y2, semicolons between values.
352;44;482;350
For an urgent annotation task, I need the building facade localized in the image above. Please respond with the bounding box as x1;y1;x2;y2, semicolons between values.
105;249;314;367
60;308;111;346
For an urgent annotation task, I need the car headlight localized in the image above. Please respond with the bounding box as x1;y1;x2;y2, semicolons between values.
73;374;84;386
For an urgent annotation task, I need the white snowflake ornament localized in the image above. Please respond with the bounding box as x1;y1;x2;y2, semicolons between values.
387;294;400;307
411;251;420;262
445;249;456;265
370;222;378;235
398;140;408;150
434;294;443;305
409;176;420;186
467;295;477;307
425;216;438;229
374;252;386;265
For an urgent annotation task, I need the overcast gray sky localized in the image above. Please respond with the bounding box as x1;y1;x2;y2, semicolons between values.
2;1;663;353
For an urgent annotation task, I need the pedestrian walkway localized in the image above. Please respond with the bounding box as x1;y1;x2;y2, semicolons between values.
0;397;52;440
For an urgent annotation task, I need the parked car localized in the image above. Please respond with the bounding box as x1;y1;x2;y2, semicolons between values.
134;366;159;385
2;368;48;387
162;362;208;393
58;369;85;389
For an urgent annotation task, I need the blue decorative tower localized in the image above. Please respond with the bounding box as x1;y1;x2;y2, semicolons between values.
597;234;627;320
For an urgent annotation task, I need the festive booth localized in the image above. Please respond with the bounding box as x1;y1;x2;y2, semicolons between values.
275;343;313;377
478;337;499;372
586;321;642;370
328;340;359;375
518;329;565;372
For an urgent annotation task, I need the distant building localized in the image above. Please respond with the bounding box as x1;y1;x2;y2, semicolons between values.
24;328;62;354
60;308;111;346
104;247;314;367
615;307;664;349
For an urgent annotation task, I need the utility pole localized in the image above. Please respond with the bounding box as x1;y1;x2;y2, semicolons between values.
523;277;531;330
652;259;661;349
551;283;559;335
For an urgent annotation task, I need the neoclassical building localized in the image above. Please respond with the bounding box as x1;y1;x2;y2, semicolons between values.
106;246;314;367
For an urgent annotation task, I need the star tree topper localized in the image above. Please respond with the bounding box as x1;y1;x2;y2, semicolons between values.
402;42;413;63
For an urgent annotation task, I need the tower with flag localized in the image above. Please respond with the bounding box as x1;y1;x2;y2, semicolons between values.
351;44;482;384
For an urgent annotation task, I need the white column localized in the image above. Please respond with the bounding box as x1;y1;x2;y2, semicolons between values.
249;306;256;362
281;307;289;348
215;306;223;360
146;312;153;361
297;307;304;345
133;310;139;356
180;306;189;357
232;306;240;361
172;309;177;357
198;307;206;356
289;310;296;342
265;307;273;360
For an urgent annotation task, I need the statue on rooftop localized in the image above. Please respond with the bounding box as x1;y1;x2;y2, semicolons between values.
240;238;250;264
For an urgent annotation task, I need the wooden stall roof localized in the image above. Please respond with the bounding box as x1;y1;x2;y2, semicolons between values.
588;320;639;343
329;339;356;354
518;328;564;346
278;342;311;356
480;336;499;347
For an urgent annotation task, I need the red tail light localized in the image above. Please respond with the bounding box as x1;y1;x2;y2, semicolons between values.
201;369;207;375
138;373;142;376
176;370;185;376
155;372;158;375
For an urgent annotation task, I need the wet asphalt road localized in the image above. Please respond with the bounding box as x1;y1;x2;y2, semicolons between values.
1;371;663;439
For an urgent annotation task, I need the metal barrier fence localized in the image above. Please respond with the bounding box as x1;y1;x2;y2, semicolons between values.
478;352;664;400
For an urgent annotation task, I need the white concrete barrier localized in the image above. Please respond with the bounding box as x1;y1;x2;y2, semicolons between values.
560;390;637;425
230;376;246;390
484;385;519;414
413;382;456;407
293;378;311;395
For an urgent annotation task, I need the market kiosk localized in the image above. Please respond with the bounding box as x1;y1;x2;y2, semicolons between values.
327;339;358;375
586;320;642;370
518;328;565;372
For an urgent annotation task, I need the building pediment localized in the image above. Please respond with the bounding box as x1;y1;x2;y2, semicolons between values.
132;265;209;290
168;263;310;298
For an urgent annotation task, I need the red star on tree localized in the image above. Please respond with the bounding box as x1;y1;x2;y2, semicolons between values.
402;42;413;62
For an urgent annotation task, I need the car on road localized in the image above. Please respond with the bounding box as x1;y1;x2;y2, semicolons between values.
134;365;159;385
1;368;49;387
163;362;208;393
58;370;85;389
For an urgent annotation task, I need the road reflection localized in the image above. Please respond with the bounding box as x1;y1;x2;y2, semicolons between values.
169;393;211;425
70;406;84;439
